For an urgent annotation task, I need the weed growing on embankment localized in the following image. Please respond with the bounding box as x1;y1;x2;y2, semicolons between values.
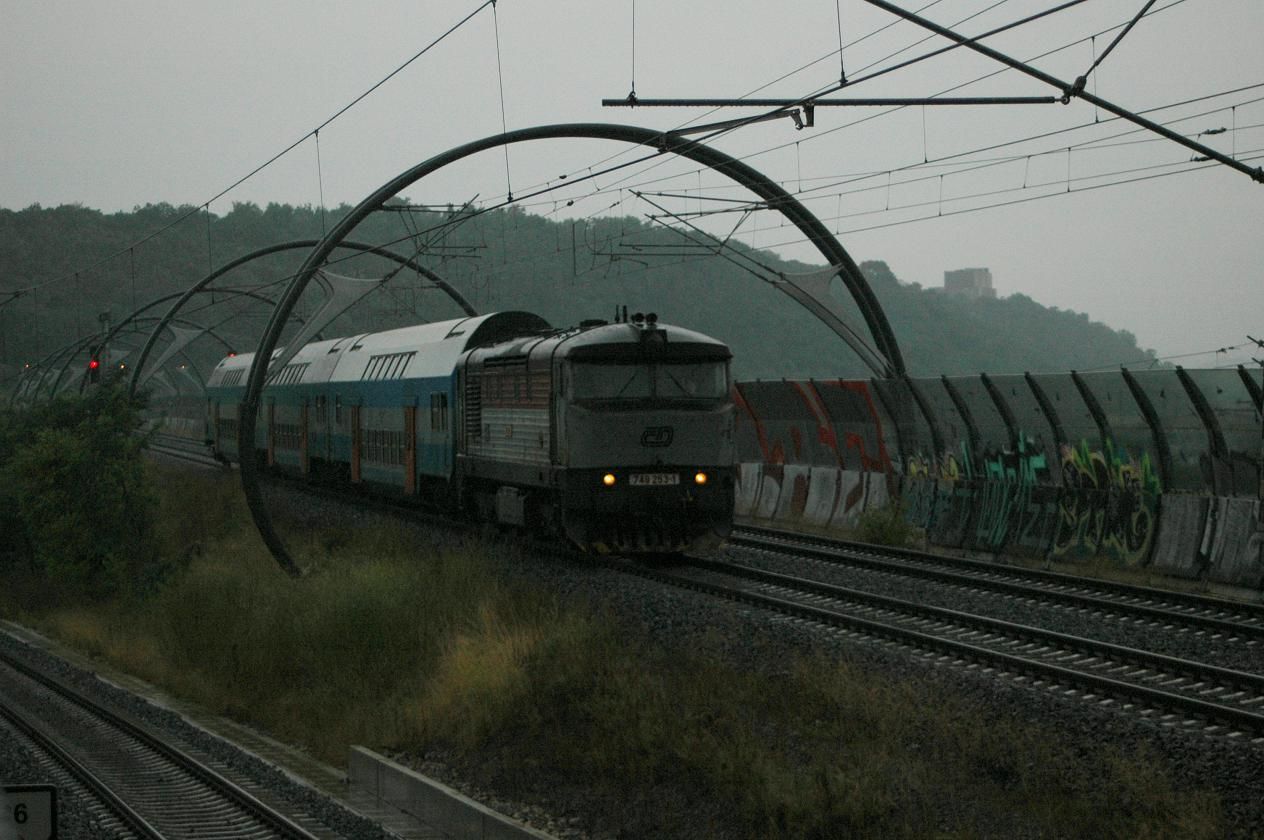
0;465;1226;838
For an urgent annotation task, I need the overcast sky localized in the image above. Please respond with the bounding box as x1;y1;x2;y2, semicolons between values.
3;0;1261;370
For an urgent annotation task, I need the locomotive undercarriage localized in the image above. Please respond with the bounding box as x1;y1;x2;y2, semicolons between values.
454;465;733;555
558;467;734;555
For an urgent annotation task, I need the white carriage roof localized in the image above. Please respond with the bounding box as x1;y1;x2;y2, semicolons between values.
328;316;485;383
208;312;551;388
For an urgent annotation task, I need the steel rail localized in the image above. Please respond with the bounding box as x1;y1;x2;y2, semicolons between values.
0;691;162;839
739;524;1264;619
688;556;1264;692
0;648;321;840
732;525;1264;639
618;558;1264;734
143;434;225;470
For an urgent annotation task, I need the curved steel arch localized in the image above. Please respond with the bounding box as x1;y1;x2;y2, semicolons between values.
8;341;84;406
14;332;133;405
69;316;236;397
128;239;476;399
241;122;905;575
8;316;234;406
85;287;278;396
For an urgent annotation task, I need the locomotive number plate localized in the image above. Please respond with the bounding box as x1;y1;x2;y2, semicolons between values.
630;473;679;486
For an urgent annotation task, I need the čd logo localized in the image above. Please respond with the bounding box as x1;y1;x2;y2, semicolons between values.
640;426;674;447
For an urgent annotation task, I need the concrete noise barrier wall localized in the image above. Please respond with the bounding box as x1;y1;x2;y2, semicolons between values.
733;380;895;529
733;368;1263;591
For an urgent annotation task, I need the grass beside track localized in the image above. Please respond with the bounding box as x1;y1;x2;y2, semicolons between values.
1;465;1224;838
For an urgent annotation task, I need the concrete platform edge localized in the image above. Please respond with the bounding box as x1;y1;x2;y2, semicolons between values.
349;746;556;840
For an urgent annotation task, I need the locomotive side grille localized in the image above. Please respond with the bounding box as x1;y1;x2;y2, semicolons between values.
469;406;550;466
464;369;482;442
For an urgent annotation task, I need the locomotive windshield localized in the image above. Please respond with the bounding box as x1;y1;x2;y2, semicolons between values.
570;361;728;402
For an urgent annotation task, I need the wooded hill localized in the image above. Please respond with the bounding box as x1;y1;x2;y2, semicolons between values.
0;202;1158;383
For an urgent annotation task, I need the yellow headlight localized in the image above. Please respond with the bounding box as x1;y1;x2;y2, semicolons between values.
602;473;616;487
694;472;708;485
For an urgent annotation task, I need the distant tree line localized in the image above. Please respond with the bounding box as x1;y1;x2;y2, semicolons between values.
0;202;1160;383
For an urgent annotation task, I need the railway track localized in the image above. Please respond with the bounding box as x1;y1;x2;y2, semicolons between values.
0;647;329;839
144;432;225;469
613;553;1264;739
731;525;1264;641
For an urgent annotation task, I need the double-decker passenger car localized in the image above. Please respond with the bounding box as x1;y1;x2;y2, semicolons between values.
206;311;734;553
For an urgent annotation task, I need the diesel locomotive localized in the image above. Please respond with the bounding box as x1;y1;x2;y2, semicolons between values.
205;311;735;553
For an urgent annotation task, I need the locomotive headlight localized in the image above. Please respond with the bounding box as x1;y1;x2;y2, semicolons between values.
602;473;617;487
694;472;708;486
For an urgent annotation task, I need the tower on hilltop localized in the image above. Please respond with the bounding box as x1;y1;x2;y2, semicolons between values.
943;267;996;299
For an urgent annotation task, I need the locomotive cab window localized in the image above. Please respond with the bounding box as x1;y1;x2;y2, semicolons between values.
655;362;729;399
569;361;728;403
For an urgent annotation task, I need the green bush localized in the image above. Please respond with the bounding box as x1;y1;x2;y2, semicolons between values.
1;386;161;598
853;500;917;547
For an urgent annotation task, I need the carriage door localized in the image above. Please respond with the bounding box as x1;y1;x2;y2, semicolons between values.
211;400;220;448
266;399;276;467
350;405;362;483
300;401;310;475
404;405;417;495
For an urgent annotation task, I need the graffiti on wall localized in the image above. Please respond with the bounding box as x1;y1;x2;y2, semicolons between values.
902;445;970;537
905;450;965;482
972;434;1057;553
901;434;1158;560
1051;439;1162;565
736;372;1261;587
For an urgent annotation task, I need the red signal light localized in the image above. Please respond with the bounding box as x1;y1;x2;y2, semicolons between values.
88;358;100;370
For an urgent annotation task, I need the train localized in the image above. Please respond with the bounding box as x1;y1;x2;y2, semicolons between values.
204;310;736;553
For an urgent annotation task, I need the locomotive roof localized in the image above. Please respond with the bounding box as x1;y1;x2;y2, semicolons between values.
470;319;732;364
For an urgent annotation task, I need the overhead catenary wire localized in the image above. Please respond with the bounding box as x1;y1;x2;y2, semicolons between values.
1074;339;1263;374
315;129;328;236
0;0;497;304
293;92;1261;310
584;0;1196;212
492;0;513;201
1081;0;1158;82
359;0;1166;244
630;0;637;99
526;81;1264;238
369;93;1264;291
859;0;1261;181
834;0;847;84
591;0;1233;222
758;147;1264;243
504;0;963;207
616;105;1264;221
